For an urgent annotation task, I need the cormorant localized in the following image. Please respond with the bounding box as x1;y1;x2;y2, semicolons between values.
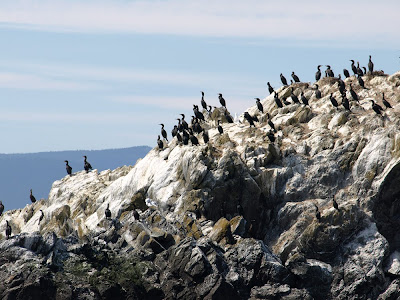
315;65;322;81
105;203;111;220
282;96;291;106
332;197;339;211
356;62;363;76
325;65;334;77
244;112;255;127
255;98;263;113
314;205;321;221
300;91;309;106
65;160;72;176
357;75;365;89
5;220;11;239
329;93;338;108
176;118;183;132
193;119;202;133
350;60;357;75
200;91;207;110
157;135;164;149
190;134;199;146
83;155;93;173
38;210;44;224
266;113;276;132
176;132;182;143
371;100;383;115
362;67;367;75
368;55;374;73
202;129;209;143
280;73;288;86
343;68;350;78
217;120;224;134
193;106;205;121
342;95;350;111
207;105;213;117
291;72;300;83
349;84;359;102
171;125;178;138
290;88;300;104
182;132;189;145
267;131;275;143
267;82;274;94
382;93;392;109
159;123;168;141
218;93;226;107
30;189;36;203
224;109;234;123
274;92;283;108
180;114;189;131
315;84;322;99
337;74;345;95
0;201;4;216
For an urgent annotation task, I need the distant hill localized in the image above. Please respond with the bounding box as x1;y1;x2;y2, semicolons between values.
0;146;151;210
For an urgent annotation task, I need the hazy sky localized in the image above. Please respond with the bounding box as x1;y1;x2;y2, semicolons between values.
0;0;399;153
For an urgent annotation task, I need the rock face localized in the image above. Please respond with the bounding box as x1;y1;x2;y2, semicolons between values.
1;71;400;299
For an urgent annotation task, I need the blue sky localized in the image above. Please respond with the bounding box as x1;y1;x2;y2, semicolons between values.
0;0;399;153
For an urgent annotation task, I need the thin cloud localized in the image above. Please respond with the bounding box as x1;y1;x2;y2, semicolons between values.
0;1;398;46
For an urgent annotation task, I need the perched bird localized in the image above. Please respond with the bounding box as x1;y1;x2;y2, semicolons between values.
176;132;182;143
244;112;255;127
282;96;291;106
280;73;288;86
267;131;275;143
157;135;164;149
267;82;274;94
0;201;4;216
193;106;205;121
105;203;111;220
180;114;189;131
368;55;374;73
300;91;309;106
200;91;207;110
349;84;359;102
202;129;209;143
291;72;300;83
176;118;183;132
160;123;168;141
290;88;300;104
337;75;346;95
274;92;283;108
65;160;72;176
332;197;339;211
356;62;363;76
266;113;276;132
38;210;44;225
342;95;351;111
190;134;199;146
357;75;365;89
218;93;226;107
382;93;392;109
314;205;321;221
255;98;263;113
182;132;189;145
314;84;322;99
171;125;178;138
217;120;224;134
325;65;334;77
350;60;357;75
329;93;338;108
315;65;322;81
371;100;383;115
224;109;234;123
343;69;350;78
5;220;11;239
83;155;93;173
30;189;36;203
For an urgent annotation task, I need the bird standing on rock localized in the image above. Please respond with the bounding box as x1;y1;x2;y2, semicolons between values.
330;93;338;108
290;88;300;104
255;98;263;113
160;123;168;141
368;55;374;73
315;65;322;81
200;91;207;110
315;84;322;99
217;120;224;134
325;65;334;77
343;69;350;78
349;84;359;102
38;210;44;225
218;93;226;108
267;82;274;94
274;92;283;108
300;91;309;106
83;155;93;173
280;73;288;86
314;205;321;221
65;160;72;176
5;220;11;239
382;93;392;109
291;72;300;83
0;201;4;216
30;189;36;203
370;100;383;115
357;75;365;89
266;113;276;132
157;135;164;149
105;203;111;220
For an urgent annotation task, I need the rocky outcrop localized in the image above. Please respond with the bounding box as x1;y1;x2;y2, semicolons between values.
1;71;400;299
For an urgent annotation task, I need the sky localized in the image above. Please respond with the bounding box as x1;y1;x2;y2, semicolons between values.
0;0;399;153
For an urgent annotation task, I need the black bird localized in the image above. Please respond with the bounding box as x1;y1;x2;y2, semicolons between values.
105;203;111;220
314;205;321;222
159;123;168;141
325;65;334;77
193;119;202;133
332;197;339;211
267;82;274;94
30;189;36;203
273;92;283;108
368;55;374;73
176;132;182;143
330;93;338;108
207;105;213;117
218;93;226;107
202;129;209;143
255;98;263;113
83;155;93;173
267;131;275;143
342;95;351;111
349;84;359;102
350;60;357;75
176;118;183;132
357;75;365;89
171;125;178;138
315;65;322;81
337;74;346;95
314;84;322;99
362;67;367;75
217;120;224;134
266;113;276;132
290;88;300;104
0;201;4;216
38;210;44;225
356;62;363;76
182;132;189;145
157;135;164;149
300;91;309;106
343;68;350;78
282;96;291;106
291;72;300;83
382;93;392;109
193;106;205;121
190;134;199;146
224;109;234;123
200;91;207;110
5;220;11;239
65;160;72;176
280;73;288;86
180;114;189;131
243;112;255;127
371;100;383;115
